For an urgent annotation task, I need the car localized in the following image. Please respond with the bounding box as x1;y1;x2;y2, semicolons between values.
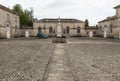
37;33;48;39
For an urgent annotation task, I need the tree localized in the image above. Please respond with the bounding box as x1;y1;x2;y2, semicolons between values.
25;8;34;26
12;4;34;27
85;19;89;28
13;4;23;14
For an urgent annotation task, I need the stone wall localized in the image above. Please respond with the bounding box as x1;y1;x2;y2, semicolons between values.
19;28;35;37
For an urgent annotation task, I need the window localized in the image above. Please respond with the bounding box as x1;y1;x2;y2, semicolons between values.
77;26;81;34
63;29;66;34
38;27;42;33
87;31;89;34
15;25;18;35
100;26;103;32
15;17;17;22
6;14;10;21
53;30;55;34
49;27;53;33
15;25;17;32
110;24;112;33
94;31;96;35
66;27;69;34
7;24;9;26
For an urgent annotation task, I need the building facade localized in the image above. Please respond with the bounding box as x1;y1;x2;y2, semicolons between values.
3;4;120;38
33;18;86;37
0;4;20;38
98;5;120;38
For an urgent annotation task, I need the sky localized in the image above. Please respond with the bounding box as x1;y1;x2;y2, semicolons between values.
0;0;120;25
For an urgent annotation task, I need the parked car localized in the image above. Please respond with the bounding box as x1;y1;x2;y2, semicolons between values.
37;33;48;39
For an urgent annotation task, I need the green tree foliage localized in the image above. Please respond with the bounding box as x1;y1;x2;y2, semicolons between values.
12;4;34;27
85;19;89;28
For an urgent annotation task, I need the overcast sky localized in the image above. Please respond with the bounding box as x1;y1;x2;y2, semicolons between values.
0;0;120;25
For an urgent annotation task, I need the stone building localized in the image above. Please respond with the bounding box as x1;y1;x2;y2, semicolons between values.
33;18;86;37
85;26;98;37
0;4;20;38
98;5;120;38
0;4;90;38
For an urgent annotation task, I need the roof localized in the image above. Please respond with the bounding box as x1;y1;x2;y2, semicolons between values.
35;18;85;23
0;4;18;16
114;5;120;9
98;16;116;23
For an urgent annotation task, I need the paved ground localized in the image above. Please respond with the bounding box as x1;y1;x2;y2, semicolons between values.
0;38;55;81
43;44;74;81
66;37;120;81
0;37;120;81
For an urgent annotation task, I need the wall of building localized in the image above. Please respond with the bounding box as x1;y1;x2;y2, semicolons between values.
98;18;118;37
97;5;120;38
33;21;86;37
116;8;120;18
0;8;20;38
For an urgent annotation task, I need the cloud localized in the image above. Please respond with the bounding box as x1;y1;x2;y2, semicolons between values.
0;0;120;25
42;0;76;11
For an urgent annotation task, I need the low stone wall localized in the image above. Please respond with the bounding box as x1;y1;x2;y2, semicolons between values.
19;28;35;37
0;26;17;38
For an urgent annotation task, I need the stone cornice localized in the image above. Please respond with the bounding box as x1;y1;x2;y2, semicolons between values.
0;4;19;16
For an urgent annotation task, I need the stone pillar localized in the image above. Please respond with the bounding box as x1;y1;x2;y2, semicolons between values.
89;31;93;38
25;31;29;38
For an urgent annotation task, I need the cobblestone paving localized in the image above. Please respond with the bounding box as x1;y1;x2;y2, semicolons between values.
66;37;120;81
0;38;55;81
43;44;74;81
0;37;120;81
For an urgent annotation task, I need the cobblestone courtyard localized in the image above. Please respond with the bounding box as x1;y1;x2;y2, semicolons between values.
0;37;120;81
